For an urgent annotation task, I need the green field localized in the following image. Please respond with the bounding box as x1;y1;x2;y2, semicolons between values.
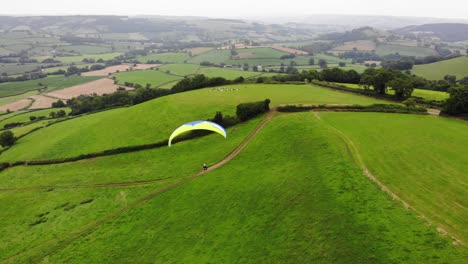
34;53;122;63
2;113;464;262
0;107;70;129
235;47;289;58
412;56;468;80
0;84;388;162
319;112;468;244
187;49;317;66
333;82;449;101
137;53;189;64
58;45;113;54
197;67;263;79
0;75;102;97
187;49;231;64
0;91;38;106
114;70;181;88
376;44;437;57
158;64;200;76
0;63;48;76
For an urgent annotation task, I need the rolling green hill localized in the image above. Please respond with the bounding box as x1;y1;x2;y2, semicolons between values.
0;84;388;162
2;113;464;263
412;56;468;80
376;44;437;57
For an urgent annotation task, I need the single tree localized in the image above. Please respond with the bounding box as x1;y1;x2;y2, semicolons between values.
309;58;315;65
318;59;327;69
56;110;67;118
0;130;15;147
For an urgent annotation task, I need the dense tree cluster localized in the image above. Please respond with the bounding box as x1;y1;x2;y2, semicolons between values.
442;86;468;115
236;99;271;121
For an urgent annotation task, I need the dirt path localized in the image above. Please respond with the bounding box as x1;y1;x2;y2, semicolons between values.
1;110;276;264
311;111;463;247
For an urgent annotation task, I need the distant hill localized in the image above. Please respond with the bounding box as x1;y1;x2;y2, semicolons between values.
321;27;387;42
395;23;468;42
412;56;468;80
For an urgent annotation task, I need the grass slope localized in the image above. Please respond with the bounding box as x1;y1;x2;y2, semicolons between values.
0;108;70;129
114;70;182;88
235;47;289;58
157;64;200;77
0;84;388;162
197;67;262;79
412;56;468;80
40;113;466;263
0;117;263;262
376;44;437;57
137;53;189;64
319;112;468;244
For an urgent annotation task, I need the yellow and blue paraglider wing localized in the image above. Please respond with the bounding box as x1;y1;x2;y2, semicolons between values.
168;121;227;146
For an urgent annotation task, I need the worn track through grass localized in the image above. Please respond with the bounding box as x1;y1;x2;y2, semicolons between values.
311;111;464;247
1;109;276;264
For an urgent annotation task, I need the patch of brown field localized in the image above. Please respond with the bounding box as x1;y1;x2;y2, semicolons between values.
189;47;213;56
28;95;59;109
0;99;31;112
82;64;160;76
270;45;308;55
45;78;129;100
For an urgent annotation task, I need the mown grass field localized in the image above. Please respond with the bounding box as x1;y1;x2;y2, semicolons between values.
319;112;468;244
158;64;200;76
235;47;289;58
196;67;263;79
0;91;38;106
0;84;388;162
412;56;468;80
137;53;189;64
114;70;181;88
0;75;102;97
376;44;437;57
6;113;463;263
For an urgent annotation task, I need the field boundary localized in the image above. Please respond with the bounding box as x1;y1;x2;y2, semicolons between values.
1;109;276;263
311;111;464;247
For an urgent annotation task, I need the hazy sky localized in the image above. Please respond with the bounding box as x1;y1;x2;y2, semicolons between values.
2;0;468;19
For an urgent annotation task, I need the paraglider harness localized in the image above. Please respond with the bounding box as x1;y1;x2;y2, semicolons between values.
203;163;208;170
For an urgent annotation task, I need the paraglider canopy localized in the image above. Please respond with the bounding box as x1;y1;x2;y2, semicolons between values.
168;120;227;147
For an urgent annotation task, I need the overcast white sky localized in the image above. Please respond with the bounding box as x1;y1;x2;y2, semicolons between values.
1;0;468;19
